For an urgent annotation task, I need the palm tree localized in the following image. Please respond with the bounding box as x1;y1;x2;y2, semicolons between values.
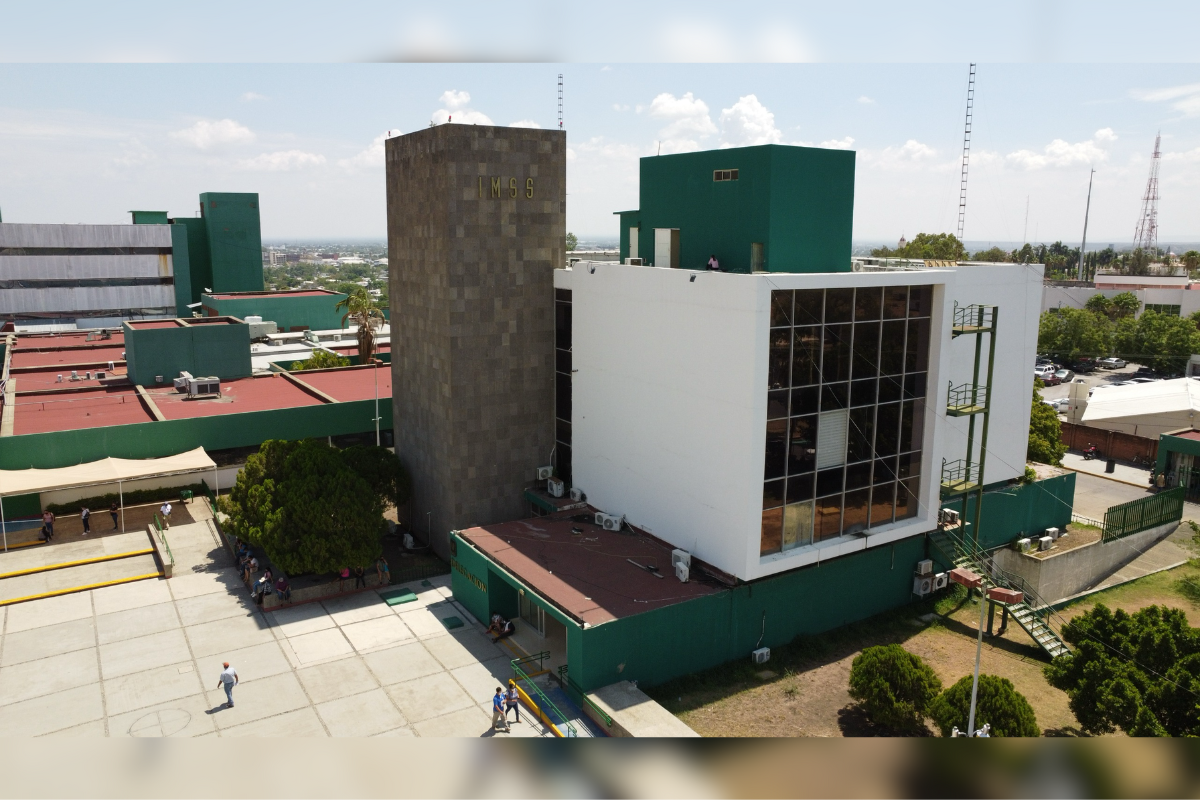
335;287;386;363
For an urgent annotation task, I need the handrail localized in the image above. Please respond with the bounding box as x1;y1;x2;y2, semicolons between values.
201;480;219;516
946;381;989;410
1102;486;1184;542
511;656;577;738
558;665;613;729
153;513;174;566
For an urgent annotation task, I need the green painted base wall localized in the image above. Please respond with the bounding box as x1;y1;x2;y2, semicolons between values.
2;492;41;518
1156;433;1200;475
201;292;347;333
942;473;1076;558
124;320;252;386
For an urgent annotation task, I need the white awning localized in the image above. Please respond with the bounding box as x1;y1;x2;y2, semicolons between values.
0;447;216;497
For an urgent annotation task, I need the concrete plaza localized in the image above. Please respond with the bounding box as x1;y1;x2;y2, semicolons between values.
0;511;555;738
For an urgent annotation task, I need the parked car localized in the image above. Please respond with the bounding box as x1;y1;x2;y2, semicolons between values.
1070;358;1097;374
1043;397;1068;412
1098;357;1126;369
1041;372;1062;386
1055;368;1075;382
1034;364;1057;379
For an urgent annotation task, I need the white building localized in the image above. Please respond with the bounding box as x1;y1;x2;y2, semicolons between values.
1043;273;1200;318
555;260;1042;582
1080;378;1200;438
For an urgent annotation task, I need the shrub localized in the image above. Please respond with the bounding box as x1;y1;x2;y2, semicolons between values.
45;483;209;516
848;644;942;733
290;350;350;371
930;674;1040;737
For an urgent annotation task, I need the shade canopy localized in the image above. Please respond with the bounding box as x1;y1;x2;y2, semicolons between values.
0;447;216;497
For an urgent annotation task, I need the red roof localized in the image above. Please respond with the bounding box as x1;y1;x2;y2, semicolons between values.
293;365;392;403
126;320;184;329
9;365;127;391
11;331;124;349
12;388;154;435
145;374;325;420
9;346;126;369
459;511;721;626
1169;429;1200;442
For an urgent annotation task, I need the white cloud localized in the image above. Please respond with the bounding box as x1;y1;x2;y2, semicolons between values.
600;65;612;72
509;120;541;128
1133;82;1200;117
1005;129;1113;170
238;149;326;171
718;94;783;148
647;91;716;152
439;89;471;110
858;96;875;104
430;89;492;126
858;140;938;170
240;92;267;102
338;131;401;170
818;136;855;150
169;119;254;150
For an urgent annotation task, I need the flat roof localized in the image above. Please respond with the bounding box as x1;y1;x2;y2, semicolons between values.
11;331;123;349
12;388;154;435
206;290;340;300
126;320;185;330
458;510;722;627
1167;429;1200;442
145;374;325;420
293;364;392;402
9;345;125;370
8;365;126;391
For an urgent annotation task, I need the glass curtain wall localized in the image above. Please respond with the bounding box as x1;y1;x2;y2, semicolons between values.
555;288;573;486
761;285;932;557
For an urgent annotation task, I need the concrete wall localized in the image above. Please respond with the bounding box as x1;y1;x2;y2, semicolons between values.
993;520;1180;603
201;291;347;333
1061;421;1158;461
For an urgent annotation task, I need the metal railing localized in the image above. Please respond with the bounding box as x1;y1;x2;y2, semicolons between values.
952;303;996;332
511;653;577;737
946;382;989;411
152;513;174;566
201;480;219;516
941;459;980;491
557;665;613;730
1070;513;1104;530
1102;486;1185;542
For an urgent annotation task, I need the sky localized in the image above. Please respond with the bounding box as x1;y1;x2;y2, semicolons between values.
3;5;1200;247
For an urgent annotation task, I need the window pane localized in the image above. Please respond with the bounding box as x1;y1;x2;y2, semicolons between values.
870;482;896;527
906;318;930;372
764;479;785;509
821;382;849;411
855;287;882;320
817;467;844;497
901;399;926;452
903;372;927;401
761;508;783;556
880;320;906;375
878;374;903;403
795;289;824;325
791;385;820;416
823;324;852;382
852;321;880;378
556;418;571;445
847;406;875;463
874;456;897;484
786;472;815;504
792;327;822;387
771;290;793;327
898;451;921;479
843;489;870;535
788;415;818;475
769;328;791;389
846;461;872;491
814;497;843;541
555;288;572;303
851;378;877;407
875;402;900;456
825;287;854;323
908;285;933;317
557;444;572;487
556;349;572;374
765;419;788;480
555;302;572;350
768;389;789;420
556;372;572;421
896;477;920;521
883;286;908;319
782;502;814;550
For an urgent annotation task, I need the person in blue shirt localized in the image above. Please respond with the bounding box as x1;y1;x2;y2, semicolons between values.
491;687;511;733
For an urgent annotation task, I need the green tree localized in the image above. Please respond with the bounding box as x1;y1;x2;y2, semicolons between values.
929;674;1040;737
1110;291;1140;320
871;232;966;261
1028;380;1067;465
1182;250;1200;272
1133;310;1200;374
848;644;943;733
341;445;411;509
1083;294;1111;317
1010;243;1035;264
971;246;1010;263
335;286;386;364
1037;308;1111;363
1044;604;1200;736
1128;248;1152;276
566;232;578;251
290;350;351;371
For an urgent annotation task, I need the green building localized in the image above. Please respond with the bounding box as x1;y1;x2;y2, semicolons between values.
199;289;348;333
617;144;855;274
123;317;252;386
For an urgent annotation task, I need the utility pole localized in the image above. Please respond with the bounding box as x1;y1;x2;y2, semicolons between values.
957;63;977;243
1133;133;1162;255
1078;168;1095;281
557;74;564;129
1022;196;1029;247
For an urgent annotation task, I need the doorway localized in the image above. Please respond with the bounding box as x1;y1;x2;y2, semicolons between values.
751;242;765;272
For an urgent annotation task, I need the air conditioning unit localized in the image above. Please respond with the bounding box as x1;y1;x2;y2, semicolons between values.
56;374;63;383
303;330;320;343
916;559;933;576
751;647;771;665
913;575;934;596
569;487;584;502
69;370;80;381
186;376;221;399
675;562;690;583
942;509;961;526
933;572;949;591
547;477;565;498
1016;537;1033;553
535;465;554;481
85;371;92;380
94;371;106;379
1045;527;1060;540
173;371;193;392
402;533;414;550
624;258;644;266
671;549;691;573
1038;536;1054;552
595;512;623;531
107;361;115;371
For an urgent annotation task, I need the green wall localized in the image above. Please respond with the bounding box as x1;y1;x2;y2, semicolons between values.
632;145;854;274
123;320;252;386
201;291;347;333
1156;433;1200;475
172;217;212;312
131;211;169;225
941;473;1077;559
616;210;639;261
199;193;264;294
169;224;194;318
0;395;391;470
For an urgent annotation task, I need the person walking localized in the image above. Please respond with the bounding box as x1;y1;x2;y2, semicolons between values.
80;506;91;536
505;679;521;723
159;501;172;528
217;662;239;708
41;510;55;542
376;556;390;586
110;501;120;531
491;687;511;733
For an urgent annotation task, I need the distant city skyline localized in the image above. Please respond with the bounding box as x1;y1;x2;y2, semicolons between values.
4;63;1200;244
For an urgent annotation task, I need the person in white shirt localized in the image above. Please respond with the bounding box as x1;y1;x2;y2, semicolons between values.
707;254;720;271
160;502;172;528
217;662;239;707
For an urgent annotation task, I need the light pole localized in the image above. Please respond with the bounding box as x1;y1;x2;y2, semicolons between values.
967;585;987;736
373;356;381;447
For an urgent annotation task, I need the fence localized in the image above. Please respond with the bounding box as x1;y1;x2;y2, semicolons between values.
1102;487;1185;542
1059;421;1158;465
511;653;577;738
557;665;613;731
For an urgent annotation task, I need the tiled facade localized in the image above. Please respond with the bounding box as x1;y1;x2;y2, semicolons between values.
386;124;565;559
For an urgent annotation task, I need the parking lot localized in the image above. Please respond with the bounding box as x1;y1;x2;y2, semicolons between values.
1037;361;1144;413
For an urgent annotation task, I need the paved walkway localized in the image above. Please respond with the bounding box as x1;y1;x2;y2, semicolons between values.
1060;452;1154;488
0;515;556;737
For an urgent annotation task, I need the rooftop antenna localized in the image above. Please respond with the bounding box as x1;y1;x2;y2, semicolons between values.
1078;168;1095;281
1133;132;1161;257
957;63;976;243
557;73;564;129
1022;196;1029;247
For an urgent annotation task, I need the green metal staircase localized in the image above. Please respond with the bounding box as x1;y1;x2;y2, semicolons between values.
928;525;1070;660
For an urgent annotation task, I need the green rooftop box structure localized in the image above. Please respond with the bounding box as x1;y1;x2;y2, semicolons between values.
166;192;265;317
130;210;169;225
617;144;855;274
200;289;347;333
123;316;252;386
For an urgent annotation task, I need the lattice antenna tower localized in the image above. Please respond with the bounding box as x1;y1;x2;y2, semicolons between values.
1133;132;1162;255
558;74;564;129
956;64;976;243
